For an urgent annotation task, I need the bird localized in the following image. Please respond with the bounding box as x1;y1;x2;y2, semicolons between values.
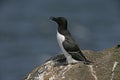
50;16;91;65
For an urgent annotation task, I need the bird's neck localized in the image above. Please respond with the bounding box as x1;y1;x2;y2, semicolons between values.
58;25;68;35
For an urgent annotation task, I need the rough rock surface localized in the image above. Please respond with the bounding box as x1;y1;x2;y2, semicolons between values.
24;45;120;80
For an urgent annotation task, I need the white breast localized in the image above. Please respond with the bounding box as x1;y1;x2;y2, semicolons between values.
57;31;66;53
57;31;79;64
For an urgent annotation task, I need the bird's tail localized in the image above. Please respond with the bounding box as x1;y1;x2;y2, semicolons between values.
79;51;93;65
83;59;92;65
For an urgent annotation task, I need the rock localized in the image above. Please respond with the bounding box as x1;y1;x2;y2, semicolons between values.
24;46;120;80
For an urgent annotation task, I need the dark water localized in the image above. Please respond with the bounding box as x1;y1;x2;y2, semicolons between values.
0;0;120;80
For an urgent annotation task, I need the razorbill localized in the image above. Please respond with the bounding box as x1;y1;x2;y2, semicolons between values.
50;17;91;65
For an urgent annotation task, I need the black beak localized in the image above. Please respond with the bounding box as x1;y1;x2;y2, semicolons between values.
49;16;57;21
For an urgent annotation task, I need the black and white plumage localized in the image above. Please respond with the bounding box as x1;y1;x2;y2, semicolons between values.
50;17;91;65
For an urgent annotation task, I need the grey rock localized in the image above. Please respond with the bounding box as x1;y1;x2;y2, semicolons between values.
24;46;120;80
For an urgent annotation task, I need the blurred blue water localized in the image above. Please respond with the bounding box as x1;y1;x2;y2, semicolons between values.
0;0;120;80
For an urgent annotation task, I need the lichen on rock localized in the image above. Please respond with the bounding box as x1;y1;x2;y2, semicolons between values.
24;46;120;80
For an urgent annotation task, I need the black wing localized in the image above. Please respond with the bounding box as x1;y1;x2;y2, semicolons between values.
63;36;80;52
62;32;87;61
62;31;81;52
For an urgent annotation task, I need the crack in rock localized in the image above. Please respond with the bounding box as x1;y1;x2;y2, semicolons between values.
110;61;118;80
88;65;98;80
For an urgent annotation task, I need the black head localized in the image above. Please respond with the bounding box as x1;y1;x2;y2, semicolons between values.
50;17;68;27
